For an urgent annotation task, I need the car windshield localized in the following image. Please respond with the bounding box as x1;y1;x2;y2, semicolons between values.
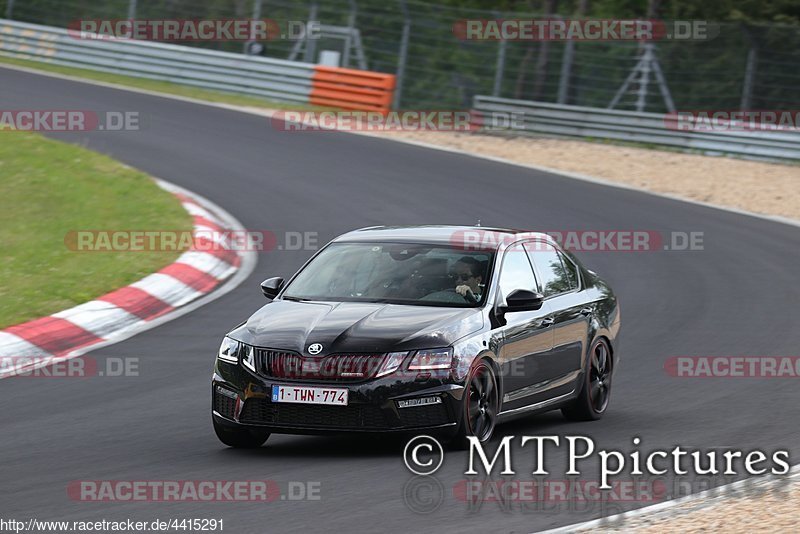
282;242;494;307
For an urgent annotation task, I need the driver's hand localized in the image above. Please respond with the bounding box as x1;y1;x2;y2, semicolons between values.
455;285;473;297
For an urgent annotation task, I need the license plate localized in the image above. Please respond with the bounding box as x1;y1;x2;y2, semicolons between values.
271;384;348;406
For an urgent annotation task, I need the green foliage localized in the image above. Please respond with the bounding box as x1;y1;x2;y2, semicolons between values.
5;0;799;110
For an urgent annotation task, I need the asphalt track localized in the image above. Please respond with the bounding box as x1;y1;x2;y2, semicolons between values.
2;66;800;533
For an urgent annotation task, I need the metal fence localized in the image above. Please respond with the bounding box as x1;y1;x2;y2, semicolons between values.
0;19;316;103
473;96;800;162
2;0;799;113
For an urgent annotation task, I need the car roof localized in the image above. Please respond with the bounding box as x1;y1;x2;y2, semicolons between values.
332;225;552;250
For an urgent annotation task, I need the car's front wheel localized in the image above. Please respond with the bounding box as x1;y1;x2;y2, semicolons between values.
450;359;500;449
562;337;613;421
213;418;270;448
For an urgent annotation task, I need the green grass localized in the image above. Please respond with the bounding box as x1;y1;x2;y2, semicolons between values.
0;55;315;111
0;133;193;328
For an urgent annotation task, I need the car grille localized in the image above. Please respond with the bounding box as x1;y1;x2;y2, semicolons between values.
238;398;453;429
213;387;238;420
239;399;389;429
255;348;387;382
397;402;451;427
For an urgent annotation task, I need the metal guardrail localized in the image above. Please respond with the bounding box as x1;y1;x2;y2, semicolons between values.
0;19;395;110
473;96;800;163
0;19;315;103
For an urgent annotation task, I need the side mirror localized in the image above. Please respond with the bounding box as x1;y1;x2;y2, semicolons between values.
501;289;544;313
261;277;284;299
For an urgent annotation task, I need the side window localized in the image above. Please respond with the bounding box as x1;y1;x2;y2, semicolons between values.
524;242;575;297
497;244;538;304
560;252;580;290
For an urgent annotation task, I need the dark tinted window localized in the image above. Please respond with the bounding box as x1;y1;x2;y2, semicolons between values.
283;242;493;307
524;242;575;297
497;244;538;305
561;252;580;289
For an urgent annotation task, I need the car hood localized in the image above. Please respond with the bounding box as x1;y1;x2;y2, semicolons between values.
230;299;484;354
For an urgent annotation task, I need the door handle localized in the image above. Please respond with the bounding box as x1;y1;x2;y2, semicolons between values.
580;307;592;316
540;317;555;327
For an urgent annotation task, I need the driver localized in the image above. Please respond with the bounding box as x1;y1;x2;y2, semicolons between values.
452;257;484;303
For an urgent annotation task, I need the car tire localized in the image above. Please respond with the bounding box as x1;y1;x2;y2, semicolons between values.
562;338;613;421
449;359;500;450
213;418;270;448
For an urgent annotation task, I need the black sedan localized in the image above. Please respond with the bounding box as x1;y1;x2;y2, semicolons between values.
212;226;620;448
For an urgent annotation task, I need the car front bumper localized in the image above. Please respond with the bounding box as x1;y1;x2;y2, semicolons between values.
212;361;465;437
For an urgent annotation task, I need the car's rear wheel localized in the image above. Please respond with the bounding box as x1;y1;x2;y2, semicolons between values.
449;360;499;449
213;418;270;448
562;338;613;421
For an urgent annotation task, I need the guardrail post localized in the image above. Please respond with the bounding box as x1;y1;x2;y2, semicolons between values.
558;0;586;104
303;2;319;62
244;0;263;55
393;0;410;110
634;46;652;112
492;11;506;97
557;40;575;104
342;0;357;67
740;46;758;111
6;0;16;20
127;0;138;20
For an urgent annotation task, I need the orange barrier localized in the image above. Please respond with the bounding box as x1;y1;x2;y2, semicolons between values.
311;66;396;114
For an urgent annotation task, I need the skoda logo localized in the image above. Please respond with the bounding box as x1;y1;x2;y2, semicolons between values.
308;343;323;355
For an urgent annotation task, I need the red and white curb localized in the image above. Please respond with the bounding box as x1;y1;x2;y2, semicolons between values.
0;178;256;378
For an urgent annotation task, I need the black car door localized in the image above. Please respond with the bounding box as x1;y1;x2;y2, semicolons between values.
524;241;590;392
494;243;555;411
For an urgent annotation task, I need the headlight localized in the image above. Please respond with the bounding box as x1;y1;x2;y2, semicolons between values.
242;344;256;372
408;348;453;370
376;351;408;377
217;337;240;364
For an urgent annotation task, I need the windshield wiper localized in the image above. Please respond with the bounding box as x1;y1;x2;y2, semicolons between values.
281;295;311;302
